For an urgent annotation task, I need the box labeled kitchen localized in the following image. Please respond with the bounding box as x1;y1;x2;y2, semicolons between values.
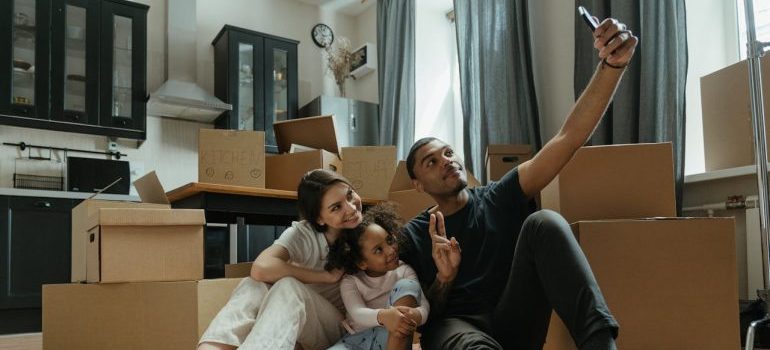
199;129;265;188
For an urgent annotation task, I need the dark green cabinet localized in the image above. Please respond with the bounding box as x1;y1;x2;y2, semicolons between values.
212;25;298;153
0;196;74;335
204;224;285;279
0;0;148;140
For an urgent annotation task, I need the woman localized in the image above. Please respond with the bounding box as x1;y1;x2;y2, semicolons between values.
198;169;364;350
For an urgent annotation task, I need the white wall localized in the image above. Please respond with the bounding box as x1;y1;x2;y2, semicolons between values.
684;0;740;175
351;4;379;104
0;0;377;194
414;0;460;153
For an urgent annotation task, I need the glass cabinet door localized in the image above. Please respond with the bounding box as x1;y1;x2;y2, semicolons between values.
112;15;132;120
1;0;50;119
264;38;297;154
99;1;146;131
238;43;255;131
212;26;297;153
51;0;98;124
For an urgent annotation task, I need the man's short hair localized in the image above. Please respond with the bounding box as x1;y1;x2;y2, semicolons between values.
406;137;440;179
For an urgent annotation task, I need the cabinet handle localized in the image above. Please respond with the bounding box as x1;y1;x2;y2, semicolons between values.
34;201;52;208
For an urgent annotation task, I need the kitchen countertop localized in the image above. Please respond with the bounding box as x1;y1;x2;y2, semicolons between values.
0;187;140;201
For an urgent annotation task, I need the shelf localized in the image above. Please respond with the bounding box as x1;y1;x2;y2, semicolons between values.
13;24;36;33
12;70;34;88
66;38;86;52
12;37;35;50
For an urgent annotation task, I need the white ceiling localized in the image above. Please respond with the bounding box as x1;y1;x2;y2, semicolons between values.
296;0;374;17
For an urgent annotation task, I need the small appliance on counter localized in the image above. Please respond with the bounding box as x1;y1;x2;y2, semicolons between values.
67;157;130;194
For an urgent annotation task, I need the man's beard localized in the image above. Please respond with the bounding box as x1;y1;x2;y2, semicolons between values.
449;179;468;195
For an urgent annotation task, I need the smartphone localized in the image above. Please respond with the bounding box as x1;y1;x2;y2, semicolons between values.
578;6;599;32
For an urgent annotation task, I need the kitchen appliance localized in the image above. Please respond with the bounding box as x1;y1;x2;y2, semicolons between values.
67;157;130;194
298;95;379;147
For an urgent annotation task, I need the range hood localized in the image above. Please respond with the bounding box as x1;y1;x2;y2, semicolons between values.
147;0;231;122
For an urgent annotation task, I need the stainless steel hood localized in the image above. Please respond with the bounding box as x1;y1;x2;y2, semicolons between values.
147;0;231;122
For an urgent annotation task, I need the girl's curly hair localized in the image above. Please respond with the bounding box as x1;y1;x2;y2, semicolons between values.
325;202;404;275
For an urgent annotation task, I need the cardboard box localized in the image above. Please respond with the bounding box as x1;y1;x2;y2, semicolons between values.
268;115;397;200
485;144;533;183
540;143;676;224
86;208;205;283
700;54;770;171
199;129;265;188
341;146;397;200
388;161;481;220
224;262;253;278
266;149;342;191
543;218;739;350
71;171;171;282
43;278;241;350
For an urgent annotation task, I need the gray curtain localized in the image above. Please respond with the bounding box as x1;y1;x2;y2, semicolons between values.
574;1;688;215
453;0;542;182
377;0;415;160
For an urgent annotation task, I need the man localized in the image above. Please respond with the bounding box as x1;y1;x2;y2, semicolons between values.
399;17;638;350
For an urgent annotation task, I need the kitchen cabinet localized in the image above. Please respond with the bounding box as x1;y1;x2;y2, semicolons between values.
203;224;285;279
240;225;285;262
212;25;298;153
0;195;74;335
0;0;148;140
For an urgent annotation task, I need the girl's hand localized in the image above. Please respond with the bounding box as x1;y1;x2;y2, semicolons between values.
323;268;344;284
394;305;422;326
377;308;417;338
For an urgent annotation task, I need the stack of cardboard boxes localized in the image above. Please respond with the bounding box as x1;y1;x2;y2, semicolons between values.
539;143;739;350
267;115;398;201
43;171;242;349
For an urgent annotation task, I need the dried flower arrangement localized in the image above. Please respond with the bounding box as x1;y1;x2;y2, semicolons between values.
324;37;364;97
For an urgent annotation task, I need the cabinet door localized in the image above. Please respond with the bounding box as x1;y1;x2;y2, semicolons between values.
50;0;99;124
204;225;229;279
0;197;72;310
237;225;279;263
264;38;298;154
231;31;264;132
0;0;51;119
99;0;146;131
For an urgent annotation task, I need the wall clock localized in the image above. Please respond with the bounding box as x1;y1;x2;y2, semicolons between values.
312;23;334;48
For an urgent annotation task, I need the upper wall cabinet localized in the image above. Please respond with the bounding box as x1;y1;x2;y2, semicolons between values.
212;25;298;153
0;0;148;140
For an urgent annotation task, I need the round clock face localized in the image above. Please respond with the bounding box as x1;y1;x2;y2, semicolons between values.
312;23;334;48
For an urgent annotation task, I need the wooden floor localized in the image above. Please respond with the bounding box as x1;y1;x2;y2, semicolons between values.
0;333;41;350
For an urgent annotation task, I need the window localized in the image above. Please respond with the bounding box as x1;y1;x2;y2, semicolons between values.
737;0;770;59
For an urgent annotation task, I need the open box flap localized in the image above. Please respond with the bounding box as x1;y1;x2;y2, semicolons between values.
273;115;340;155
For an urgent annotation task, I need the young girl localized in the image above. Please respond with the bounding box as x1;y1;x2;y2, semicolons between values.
325;203;429;350
198;169;364;350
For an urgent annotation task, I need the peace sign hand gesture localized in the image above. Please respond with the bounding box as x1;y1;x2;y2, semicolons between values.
429;212;461;283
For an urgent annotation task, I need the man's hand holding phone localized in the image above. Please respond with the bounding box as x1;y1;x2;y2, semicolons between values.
578;6;638;69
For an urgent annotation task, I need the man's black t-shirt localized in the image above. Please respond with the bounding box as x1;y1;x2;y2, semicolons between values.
400;168;536;317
